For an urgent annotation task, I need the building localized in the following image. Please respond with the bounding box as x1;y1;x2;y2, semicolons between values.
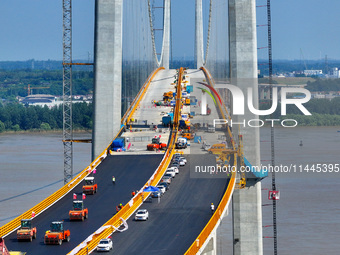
303;70;323;76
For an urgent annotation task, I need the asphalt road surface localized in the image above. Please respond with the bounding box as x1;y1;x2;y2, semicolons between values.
92;154;229;255
5;154;163;255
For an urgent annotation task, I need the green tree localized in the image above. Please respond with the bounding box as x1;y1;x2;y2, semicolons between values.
40;122;51;130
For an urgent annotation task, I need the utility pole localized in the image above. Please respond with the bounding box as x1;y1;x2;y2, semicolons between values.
62;0;73;184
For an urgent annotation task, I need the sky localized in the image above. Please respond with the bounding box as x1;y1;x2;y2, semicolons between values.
0;0;340;61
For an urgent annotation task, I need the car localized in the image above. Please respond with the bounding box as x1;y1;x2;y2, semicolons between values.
163;173;174;179
174;158;185;166
161;176;172;185
178;160;185;166
96;238;113;252
167;166;179;174
156;185;166;194
158;182;169;191
151;191;162;198
178;156;187;164
171;162;180;168
135;209;149;221
165;169;176;177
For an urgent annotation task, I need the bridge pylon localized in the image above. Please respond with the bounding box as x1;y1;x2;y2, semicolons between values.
92;0;123;160
229;0;263;254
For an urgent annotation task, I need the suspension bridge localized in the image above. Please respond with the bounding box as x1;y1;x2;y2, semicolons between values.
0;0;270;254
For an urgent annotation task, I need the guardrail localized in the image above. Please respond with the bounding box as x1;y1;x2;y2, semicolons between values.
0;127;120;238
184;67;237;254
67;68;183;255
123;67;164;125
0;66;165;238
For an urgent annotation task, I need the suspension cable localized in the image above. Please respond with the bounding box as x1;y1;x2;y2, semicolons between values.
204;0;213;66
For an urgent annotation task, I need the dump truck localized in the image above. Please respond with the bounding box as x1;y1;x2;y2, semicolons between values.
163;91;174;101
147;137;167;151
69;200;88;221
82;176;98;195
16;219;37;242
44;221;70;245
162;115;173;126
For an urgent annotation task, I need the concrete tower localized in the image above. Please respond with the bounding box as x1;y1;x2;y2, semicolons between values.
229;0;263;254
160;0;171;69
92;0;123;159
195;0;204;68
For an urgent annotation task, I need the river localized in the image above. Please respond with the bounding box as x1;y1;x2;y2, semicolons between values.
0;127;339;254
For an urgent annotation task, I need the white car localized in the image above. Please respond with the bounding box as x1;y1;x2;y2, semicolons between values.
179;156;187;164
156;185;166;194
135;209;149;221
167;166;179;174
96;238;113;252
165;169;176;177
178;160;185;166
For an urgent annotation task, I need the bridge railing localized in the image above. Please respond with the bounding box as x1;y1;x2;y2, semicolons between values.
184;67;237;254
0;127;120;238
0;66;167;238
122;67;164;125
68;68;183;255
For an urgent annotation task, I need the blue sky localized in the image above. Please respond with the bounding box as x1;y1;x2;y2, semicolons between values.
0;0;339;61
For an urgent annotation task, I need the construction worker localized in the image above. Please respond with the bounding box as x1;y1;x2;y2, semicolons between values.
131;191;136;197
112;176;115;184
211;203;215;214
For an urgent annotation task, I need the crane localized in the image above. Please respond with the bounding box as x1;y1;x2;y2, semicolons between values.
27;84;50;96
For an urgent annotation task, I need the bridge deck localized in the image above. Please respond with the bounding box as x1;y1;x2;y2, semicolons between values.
92;154;229;255
5;155;163;254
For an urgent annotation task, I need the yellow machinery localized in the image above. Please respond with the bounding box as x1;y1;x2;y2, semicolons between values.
214;134;246;189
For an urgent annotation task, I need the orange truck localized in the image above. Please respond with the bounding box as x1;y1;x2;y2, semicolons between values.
147;137;167;151
17;219;37;242
44;221;70;245
69;201;88;221
82;176;98;195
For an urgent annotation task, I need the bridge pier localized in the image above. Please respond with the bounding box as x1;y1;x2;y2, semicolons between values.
229;0;263;254
92;0;123;159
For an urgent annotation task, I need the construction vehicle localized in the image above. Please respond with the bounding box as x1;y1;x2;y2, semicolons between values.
82;177;98;195
16;219;37;242
69;200;88;221
181;132;193;140
163;91;174;101
44;221;70;245
175;137;187;149
147;137;167;151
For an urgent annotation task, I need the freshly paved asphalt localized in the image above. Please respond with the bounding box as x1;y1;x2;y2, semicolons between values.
92;154;229;255
5;154;163;255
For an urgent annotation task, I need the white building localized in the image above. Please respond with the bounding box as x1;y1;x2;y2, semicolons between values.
329;67;340;78
303;70;323;76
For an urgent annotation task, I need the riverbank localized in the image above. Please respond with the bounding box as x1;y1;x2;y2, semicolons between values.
0;128;92;135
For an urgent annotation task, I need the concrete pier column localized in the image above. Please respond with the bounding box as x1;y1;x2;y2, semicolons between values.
92;0;123;159
229;0;263;254
195;0;204;68
160;0;171;69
